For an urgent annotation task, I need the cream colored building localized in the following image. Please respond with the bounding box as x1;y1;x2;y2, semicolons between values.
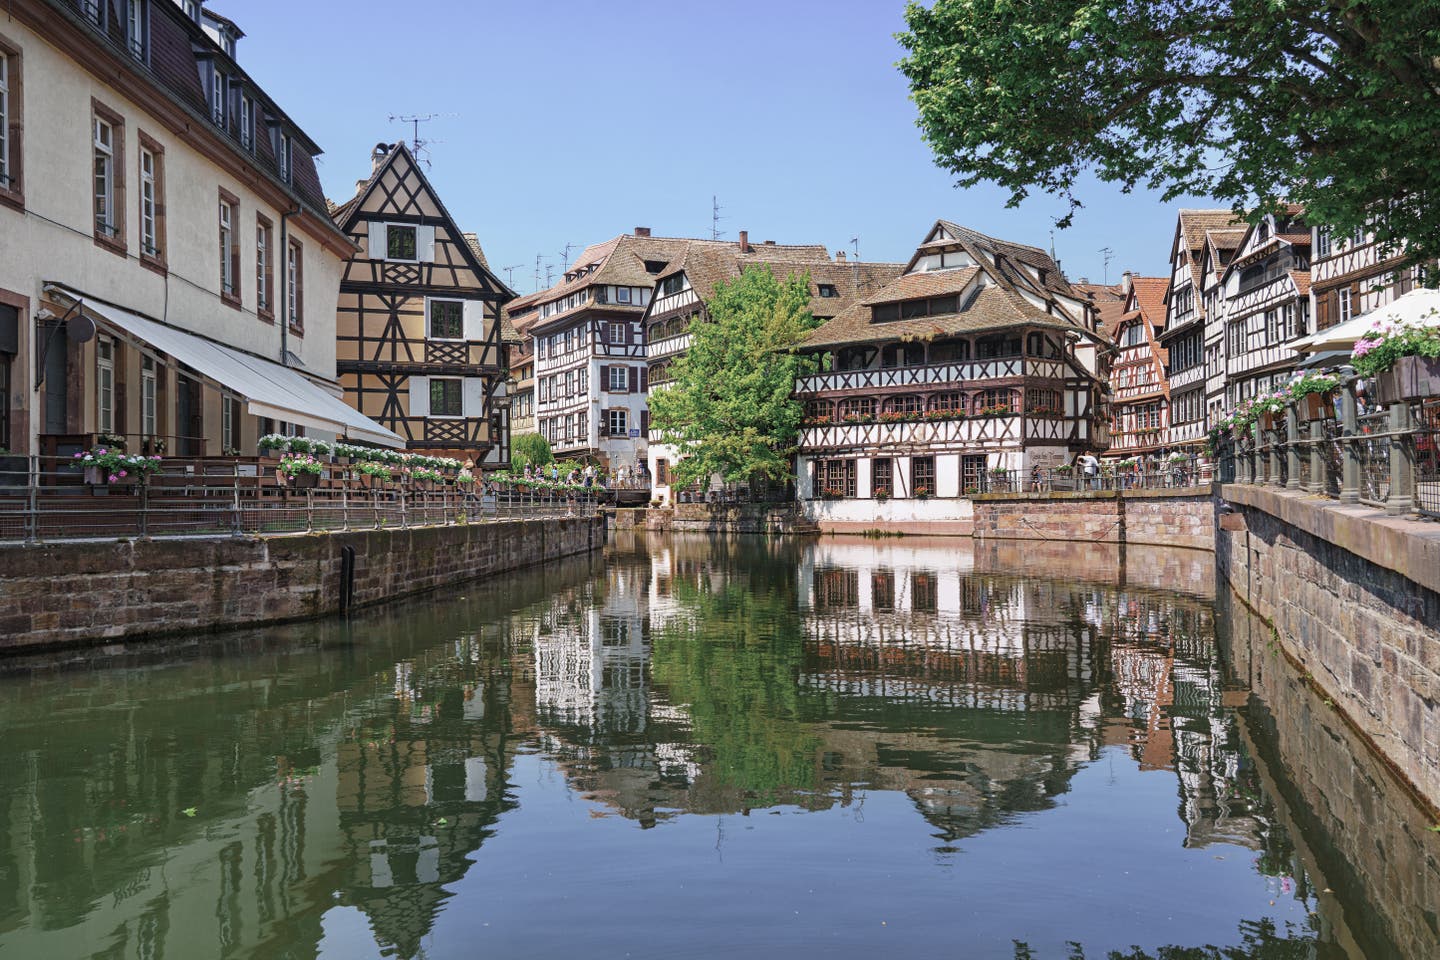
0;0;398;463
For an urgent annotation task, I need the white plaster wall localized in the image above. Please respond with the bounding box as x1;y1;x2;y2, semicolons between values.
936;454;960;498
801;496;975;527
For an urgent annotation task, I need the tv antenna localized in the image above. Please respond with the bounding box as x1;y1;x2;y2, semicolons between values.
711;195;726;241
850;236;860;261
388;113;452;167
1049;230;1058;262
1100;246;1115;285
502;264;523;287
559;241;579;269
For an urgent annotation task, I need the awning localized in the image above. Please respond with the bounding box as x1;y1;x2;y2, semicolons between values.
45;285;404;447
1291;287;1440;353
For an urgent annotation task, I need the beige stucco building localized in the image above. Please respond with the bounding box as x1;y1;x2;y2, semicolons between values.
0;0;398;465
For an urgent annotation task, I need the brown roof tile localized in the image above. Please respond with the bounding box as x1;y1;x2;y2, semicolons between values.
804;284;1080;350
1129;277;1170;330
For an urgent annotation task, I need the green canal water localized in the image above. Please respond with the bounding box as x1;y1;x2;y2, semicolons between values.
0;533;1436;960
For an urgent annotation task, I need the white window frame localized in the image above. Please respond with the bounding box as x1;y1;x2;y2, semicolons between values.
607;408;628;437
93;117;114;236
286;241;299;323
617;286;631;304
427;298;465;341
210;67;226;126
608;322;626;344
141;355;157;438
608;365;627;392
222;393;234;452
218;199;235;295
125;1;145;60
140;147;157;256
97;336;115;435
276;132;291;182
1338;287;1352;324
239;96;253;151
182;0;199;20
256;219;269;312
0;53;8;189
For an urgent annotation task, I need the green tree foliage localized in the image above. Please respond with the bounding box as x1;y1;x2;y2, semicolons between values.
897;0;1440;265
648;266;819;487
510;432;553;473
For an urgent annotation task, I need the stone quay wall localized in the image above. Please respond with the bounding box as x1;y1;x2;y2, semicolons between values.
971;488;1215;551
1218;483;1440;809
612;504;818;536
0;517;601;653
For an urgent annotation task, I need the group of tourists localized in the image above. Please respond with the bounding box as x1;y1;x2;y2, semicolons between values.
520;462;605;488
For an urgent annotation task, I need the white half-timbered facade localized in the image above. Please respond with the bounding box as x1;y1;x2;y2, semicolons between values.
793;220;1109;532
1108;276;1171;457
1216;207;1311;407
1310;225;1432;335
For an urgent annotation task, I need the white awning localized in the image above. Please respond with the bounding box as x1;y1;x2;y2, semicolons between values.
46;285;404;447
1291;287;1440;353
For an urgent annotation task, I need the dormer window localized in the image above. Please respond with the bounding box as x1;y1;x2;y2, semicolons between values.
275;131;291;182
125;1;146;61
817;284;838;298
209;67;226;126
238;95;253;151
81;0;103;27
181;0;200;21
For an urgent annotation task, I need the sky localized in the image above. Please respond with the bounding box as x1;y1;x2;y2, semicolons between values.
229;0;1218;293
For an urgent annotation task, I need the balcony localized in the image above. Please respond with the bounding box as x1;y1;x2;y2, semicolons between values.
649;332;692;360
794;358;1051;396
800;413;1024;451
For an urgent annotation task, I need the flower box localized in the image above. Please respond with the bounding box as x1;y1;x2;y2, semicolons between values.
1259;410;1278;431
84;466;136;486
289;471;321;489
1300;393;1330;421
1382;355;1440;402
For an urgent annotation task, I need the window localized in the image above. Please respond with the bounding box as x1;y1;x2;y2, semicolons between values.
659;275;684;297
608;366;628;392
387;224;417;261
429;299;464;340
96;336;115;434
818;284;838;298
286;238;303;331
961;454;986;493
880;342;924;368
1338;287;1352;324
872;457;892;498
1315;226;1331;258
873;295;959;323
138;138;163;262
0;44;15;199
607;408;628;437
430;378;463;417
141;355;157;438
817;459;856;498
93;113;119;241
255;214;273;317
210;67;226;126
883;394;923;416
608;322;627;344
911;456;935;497
275;132;291;182
182;0;199;19
239;96;253;151
81;0;103;25
839;397;875;421
221;394;235;452
617;287;631;304
803;399;832;421
1026;388;1062;415
928;392;964;414
125;1;145;60
218;191;239;303
1227;320;1245;356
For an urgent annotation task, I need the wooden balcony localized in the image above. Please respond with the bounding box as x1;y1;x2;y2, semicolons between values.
800;414;1024;451
648;332;693;360
794;358;1062;396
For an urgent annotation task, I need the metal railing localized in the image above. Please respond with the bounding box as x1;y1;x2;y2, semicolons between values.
0;456;598;544
1223;368;1437;520
977;455;1213;495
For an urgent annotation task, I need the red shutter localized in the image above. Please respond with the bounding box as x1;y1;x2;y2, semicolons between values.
640;367;648;392
599;365;610;393
629;367;639;393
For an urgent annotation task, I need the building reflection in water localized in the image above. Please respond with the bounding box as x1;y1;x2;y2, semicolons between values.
0;535;1433;960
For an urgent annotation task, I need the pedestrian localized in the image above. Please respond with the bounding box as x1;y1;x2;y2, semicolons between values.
1030;463;1042;493
1077;451;1100;490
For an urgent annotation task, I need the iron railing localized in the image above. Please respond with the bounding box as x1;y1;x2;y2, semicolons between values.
0;456;598;544
1225;367;1436;520
975;456;1212;495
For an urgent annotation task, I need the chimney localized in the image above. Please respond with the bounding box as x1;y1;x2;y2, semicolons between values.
371;142;390;174
738;230;750;253
634;227;651;237
835;250;847;262
1121;270;1134;294
763;240;775;246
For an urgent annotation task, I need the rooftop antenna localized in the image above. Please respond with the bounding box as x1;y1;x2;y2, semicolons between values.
559;241;579;270
1100;246;1115;285
533;253;544;292
850;236;860;261
1049;230;1057;262
387;113;453;168
545;262;555;286
711;195;726;241
502;264;523;287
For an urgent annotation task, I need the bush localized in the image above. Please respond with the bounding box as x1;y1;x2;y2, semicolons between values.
512;432;553;473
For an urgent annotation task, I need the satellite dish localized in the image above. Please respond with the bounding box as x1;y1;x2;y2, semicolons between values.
67;313;97;343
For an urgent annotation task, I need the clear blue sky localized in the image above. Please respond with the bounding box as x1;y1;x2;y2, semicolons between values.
232;0;1216;292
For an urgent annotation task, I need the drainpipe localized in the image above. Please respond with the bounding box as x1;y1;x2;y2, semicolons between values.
278;204;300;366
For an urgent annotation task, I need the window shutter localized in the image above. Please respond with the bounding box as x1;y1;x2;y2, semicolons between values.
368;221;386;259
639;367;648;392
409;375;429;417
418;225;437;262
599;365;610;392
629;367;638;393
463;377;485;417
640;410;649;434
462;300;484;340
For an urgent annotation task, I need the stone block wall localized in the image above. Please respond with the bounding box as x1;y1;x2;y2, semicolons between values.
971;489;1215;551
1219;484;1440;809
0;517;600;653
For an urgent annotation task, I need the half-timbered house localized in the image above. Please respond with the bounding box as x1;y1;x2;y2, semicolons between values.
1156;210;1242;449
792;221;1109;534
1216;207;1311;407
1310;225;1432;336
1107;276;1171;457
330;143;514;464
0;0;402;464
642;232;901;502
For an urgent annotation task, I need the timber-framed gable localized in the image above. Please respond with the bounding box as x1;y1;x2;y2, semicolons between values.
333;143;515;463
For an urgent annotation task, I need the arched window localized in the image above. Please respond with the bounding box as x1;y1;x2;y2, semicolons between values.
973;389;1014;415
882;394;924;416
1025;388;1062;416
804;400;833;422
927;393;965;416
838;397;876;421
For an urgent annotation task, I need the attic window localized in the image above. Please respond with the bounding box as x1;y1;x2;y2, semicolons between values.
387;225;417;261
644;260;666;274
872;295;959;323
817;284;838;298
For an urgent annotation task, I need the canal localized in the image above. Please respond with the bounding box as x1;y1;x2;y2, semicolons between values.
0;533;1435;960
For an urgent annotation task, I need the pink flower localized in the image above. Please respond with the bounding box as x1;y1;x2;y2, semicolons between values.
118;469;127;478
108;473;118;483
98;448;108;455
73;452;83;459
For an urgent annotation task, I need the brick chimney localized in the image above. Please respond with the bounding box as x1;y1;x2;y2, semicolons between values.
371;142;390;175
835;250;847;262
738;230;750;253
634;227;651;237
763;240;775;245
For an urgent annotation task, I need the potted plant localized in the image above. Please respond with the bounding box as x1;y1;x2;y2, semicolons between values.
914;485;932;500
258;434;290;457
276;454;323;489
1287;373;1340;421
356;461;393;488
1351;317;1440;402
875;489;890;502
142;436;168;456
95;432;127;452
73;447;163;486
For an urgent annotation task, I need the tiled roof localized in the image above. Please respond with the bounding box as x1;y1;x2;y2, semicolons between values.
861;267;980;305
463;233;491;270
1205;228;1249;269
497;304;522;344
934;220;1076;298
1130;277;1170;330
1073;281;1127;338
1178;209;1244;262
804;284;1076;350
1290;271;1312;297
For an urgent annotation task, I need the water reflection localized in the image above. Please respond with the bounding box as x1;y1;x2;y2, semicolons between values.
0;534;1432;960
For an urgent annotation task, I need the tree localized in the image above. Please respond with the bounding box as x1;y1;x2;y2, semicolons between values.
897;0;1440;266
648;266;819;489
510;432;552;473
